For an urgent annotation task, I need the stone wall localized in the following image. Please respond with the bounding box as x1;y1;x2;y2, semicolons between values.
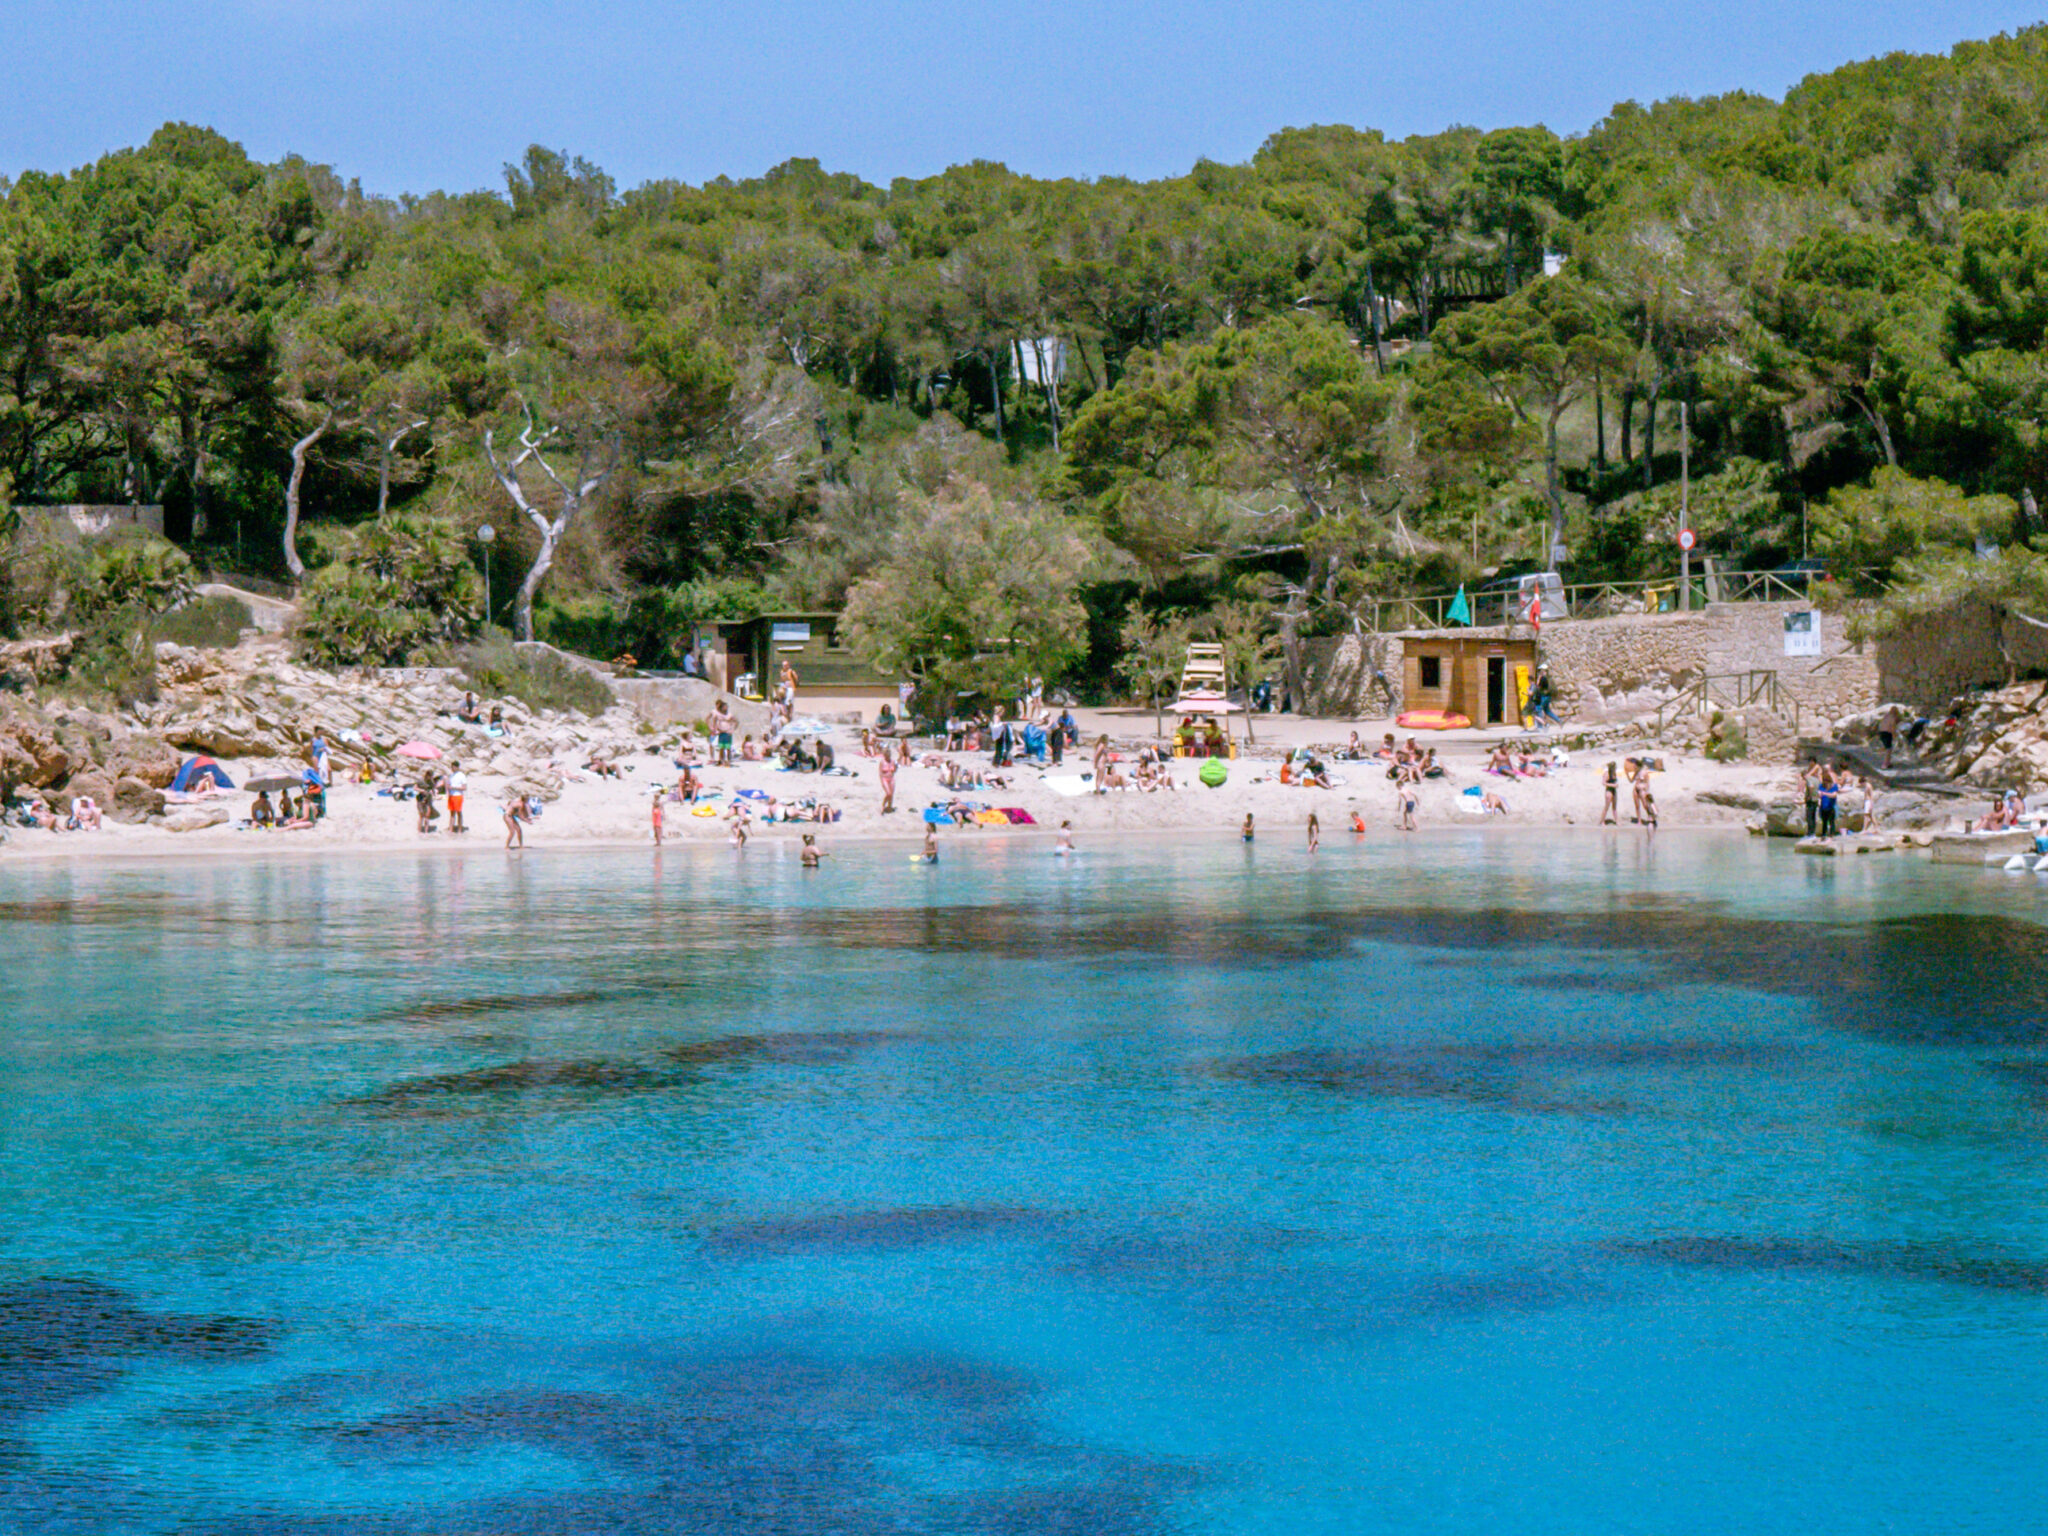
1874;599;2048;712
1303;632;1400;716
1308;602;1878;734
1533;602;1877;730
27;504;165;542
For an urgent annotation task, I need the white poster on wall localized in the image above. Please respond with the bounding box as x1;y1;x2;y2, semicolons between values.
1784;610;1821;657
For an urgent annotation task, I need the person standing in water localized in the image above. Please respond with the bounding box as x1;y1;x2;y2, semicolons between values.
1242;813;1255;844
651;787;665;845
1055;820;1074;856
1306;812;1320;852
503;793;531;849
800;833;826;868
922;824;939;863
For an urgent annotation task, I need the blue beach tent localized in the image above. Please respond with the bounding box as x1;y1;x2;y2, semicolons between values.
170;756;235;792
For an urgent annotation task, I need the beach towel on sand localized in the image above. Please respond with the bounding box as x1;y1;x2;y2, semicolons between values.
1042;775;1093;797
973;810;1009;826
1001;807;1036;825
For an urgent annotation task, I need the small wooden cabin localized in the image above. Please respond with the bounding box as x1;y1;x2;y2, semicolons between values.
1398;630;1539;727
703;612;903;721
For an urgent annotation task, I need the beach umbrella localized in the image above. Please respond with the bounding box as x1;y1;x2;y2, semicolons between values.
395;741;442;760
169;756;235;792
243;775;301;794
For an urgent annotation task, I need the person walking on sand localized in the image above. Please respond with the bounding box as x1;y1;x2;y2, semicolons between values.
878;751;898;815
447;763;467;834
1307;812;1320;853
651;787;665;845
504;793;531;849
1600;761;1619;825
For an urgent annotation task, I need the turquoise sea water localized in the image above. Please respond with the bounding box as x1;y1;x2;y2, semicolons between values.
3;831;2046;1534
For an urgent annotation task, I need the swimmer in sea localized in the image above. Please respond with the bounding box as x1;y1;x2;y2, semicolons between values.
1055;819;1074;855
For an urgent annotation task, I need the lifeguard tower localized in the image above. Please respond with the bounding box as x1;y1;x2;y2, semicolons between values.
1170;642;1240;758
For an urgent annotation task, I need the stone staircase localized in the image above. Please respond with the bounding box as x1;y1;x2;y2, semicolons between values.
1795;739;1970;797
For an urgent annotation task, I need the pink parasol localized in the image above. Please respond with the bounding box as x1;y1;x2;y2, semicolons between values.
395;741;443;760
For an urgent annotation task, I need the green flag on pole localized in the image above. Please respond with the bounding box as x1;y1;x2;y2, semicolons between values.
1447;585;1471;626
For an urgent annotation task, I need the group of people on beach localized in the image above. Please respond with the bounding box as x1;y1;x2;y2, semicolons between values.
1598;759;1660;829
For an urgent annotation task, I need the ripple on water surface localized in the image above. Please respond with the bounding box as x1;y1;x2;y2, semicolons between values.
2;835;2046;1533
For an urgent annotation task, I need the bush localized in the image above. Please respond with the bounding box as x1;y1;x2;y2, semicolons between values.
149;593;252;649
69;535;196;621
57;608;159;709
296;515;482;667
443;632;615;716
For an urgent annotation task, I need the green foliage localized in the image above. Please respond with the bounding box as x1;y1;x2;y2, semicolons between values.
68;536;196;622
1117;606;1196;718
445;632;616;716
1812;468;2017;587
147;593;252;649
296;515;481;667
841;478;1093;709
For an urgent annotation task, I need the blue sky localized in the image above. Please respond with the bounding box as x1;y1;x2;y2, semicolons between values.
5;1;2044;193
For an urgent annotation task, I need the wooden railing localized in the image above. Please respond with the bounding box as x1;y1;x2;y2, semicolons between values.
1359;569;1849;632
1652;669;1801;736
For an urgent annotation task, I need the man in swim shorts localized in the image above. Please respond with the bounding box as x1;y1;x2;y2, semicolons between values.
446;764;467;834
710;700;737;766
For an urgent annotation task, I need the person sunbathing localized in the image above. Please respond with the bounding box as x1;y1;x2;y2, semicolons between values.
1480;789;1509;815
740;735;762;762
68;795;103;831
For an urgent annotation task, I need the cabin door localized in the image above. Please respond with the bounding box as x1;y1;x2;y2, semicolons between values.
1485;657;1506;724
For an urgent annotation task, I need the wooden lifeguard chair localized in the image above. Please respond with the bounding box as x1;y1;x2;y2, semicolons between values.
1170;642;1239;757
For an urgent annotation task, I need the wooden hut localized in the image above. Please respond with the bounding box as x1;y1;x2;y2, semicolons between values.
1397;629;1539;727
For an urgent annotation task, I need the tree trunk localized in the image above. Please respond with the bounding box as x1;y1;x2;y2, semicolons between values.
987;346;1006;445
1278;592;1307;716
511;513;566;644
1642;385;1660;489
1849;392;1898;467
1545;406;1566;551
1364;268;1387;375
1619;384;1635;464
1593;371;1607;472
283;410;332;582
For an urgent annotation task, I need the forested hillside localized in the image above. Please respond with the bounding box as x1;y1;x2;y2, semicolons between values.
9;25;2048;701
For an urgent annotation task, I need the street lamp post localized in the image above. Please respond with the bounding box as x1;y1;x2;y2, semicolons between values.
477;524;495;631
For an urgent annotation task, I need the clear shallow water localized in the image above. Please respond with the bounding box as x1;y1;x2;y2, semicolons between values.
3;831;2046;1534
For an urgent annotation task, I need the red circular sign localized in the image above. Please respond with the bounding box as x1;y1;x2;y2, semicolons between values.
1678;528;1697;551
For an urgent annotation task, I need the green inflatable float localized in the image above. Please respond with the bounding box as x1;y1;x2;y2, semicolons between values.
1198;758;1228;788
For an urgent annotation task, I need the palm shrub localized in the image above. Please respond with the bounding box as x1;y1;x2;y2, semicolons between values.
297;515;482;667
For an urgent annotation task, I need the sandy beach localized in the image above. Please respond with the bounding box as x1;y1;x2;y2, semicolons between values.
0;703;1813;864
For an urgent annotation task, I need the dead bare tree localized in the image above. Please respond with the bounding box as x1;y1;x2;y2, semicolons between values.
483;398;620;641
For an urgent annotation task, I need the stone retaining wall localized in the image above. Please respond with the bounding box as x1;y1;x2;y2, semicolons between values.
1308;603;1878;732
1534;602;1877;729
1873;600;2048;712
